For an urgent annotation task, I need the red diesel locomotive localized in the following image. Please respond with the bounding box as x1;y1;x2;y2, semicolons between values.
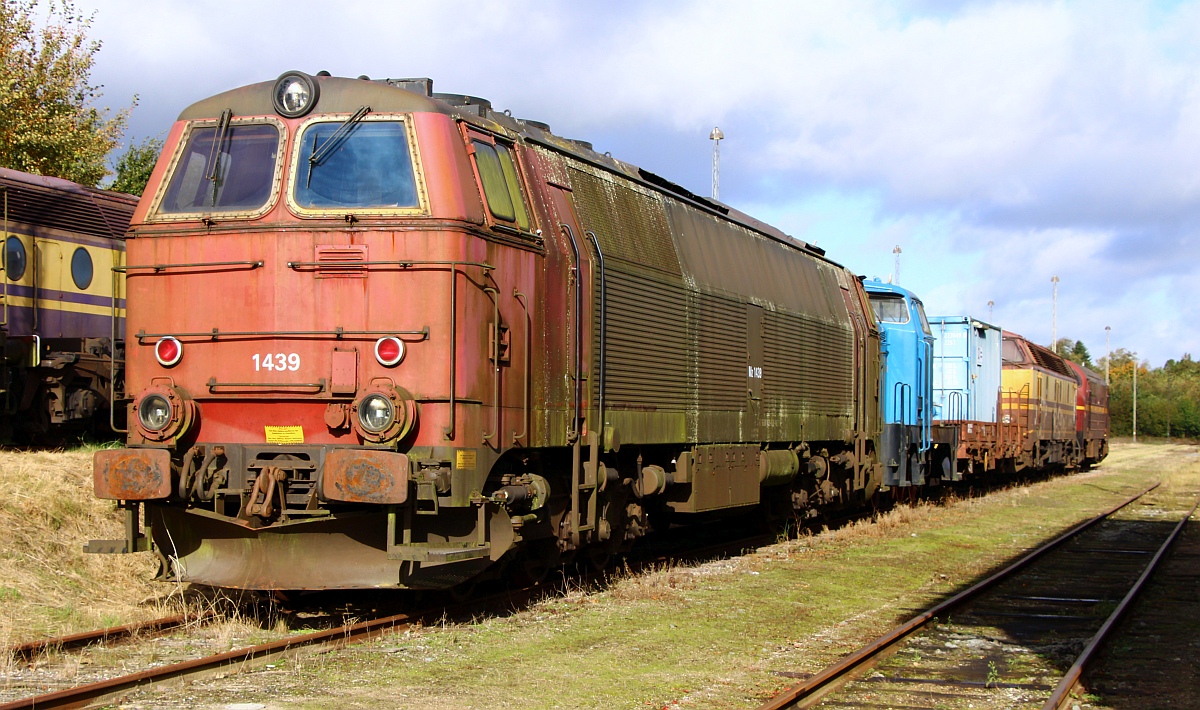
91;72;884;589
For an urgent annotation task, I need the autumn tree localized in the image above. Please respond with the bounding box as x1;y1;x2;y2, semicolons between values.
0;0;132;186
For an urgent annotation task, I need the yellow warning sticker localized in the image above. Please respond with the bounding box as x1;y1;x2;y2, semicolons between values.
455;449;476;470
265;426;305;444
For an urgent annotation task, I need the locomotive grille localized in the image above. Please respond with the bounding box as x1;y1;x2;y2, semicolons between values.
314;245;368;277
567;166;681;276
598;267;691;410
762;310;854;411
697;293;748;410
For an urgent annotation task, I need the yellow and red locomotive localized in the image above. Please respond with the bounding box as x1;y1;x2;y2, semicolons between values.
91;72;884;589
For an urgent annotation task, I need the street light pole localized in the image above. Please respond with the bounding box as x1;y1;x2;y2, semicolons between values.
1104;326;1111;386
893;245;902;284
1132;352;1138;444
988;300;994;322
1051;275;1059;353
709;127;723;200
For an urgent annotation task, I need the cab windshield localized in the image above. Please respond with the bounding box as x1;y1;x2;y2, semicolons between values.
158;122;280;214
869;295;909;323
294;120;420;209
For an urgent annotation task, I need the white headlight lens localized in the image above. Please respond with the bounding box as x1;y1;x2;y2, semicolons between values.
358;394;395;433
138;394;172;432
272;71;319;118
280;79;310;113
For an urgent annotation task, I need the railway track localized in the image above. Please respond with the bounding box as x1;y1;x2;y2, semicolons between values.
4;611;219;662
1;513;779;709
758;481;1197;709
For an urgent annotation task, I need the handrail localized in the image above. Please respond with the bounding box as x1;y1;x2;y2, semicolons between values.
561;223;583;443
512;289;530;445
482;286;500;444
440;261;496;440
109;257;126;432
892;381;910;424
2;185;8;329
207;378;326;393
585;230;606;449
287;259;495;271
116;260;263;273
135;326;429;342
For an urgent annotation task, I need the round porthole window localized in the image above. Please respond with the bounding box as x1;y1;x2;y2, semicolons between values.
4;236;26;281
71;247;93;289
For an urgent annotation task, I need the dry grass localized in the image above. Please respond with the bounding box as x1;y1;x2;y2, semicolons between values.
0;448;179;648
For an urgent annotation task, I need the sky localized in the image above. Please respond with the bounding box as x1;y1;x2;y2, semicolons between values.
72;0;1200;367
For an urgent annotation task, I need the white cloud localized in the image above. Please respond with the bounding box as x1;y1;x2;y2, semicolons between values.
74;0;1200;364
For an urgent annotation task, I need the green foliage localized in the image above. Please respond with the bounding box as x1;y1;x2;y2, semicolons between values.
1104;351;1200;439
106;137;161;196
0;0;133;186
1054;338;1093;368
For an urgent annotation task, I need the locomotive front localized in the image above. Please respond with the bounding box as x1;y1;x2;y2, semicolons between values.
90;73;535;589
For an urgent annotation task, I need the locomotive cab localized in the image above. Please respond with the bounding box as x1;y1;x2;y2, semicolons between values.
864;281;933;487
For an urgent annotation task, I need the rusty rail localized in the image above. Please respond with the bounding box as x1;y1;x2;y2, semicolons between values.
1042;496;1199;710
757;480;1161;710
6;611;217;661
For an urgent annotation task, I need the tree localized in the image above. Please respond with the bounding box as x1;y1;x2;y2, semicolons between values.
0;0;133;186
1053;338;1093;368
106;137;161;196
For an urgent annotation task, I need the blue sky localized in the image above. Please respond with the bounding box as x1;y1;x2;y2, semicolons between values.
78;0;1200;366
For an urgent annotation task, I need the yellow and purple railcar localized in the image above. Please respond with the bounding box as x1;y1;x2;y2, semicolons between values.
0;168;132;440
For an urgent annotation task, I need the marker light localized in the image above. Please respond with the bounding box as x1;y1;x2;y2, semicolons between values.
358;394;395;433
155;336;183;367
273;71;319;118
138;394;172;432
374;337;405;367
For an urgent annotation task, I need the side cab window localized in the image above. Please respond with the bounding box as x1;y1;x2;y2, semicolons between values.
463;128;534;234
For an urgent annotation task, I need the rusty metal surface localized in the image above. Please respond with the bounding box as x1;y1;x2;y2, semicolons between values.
0;168;136;240
0;607;428;710
5;612;216;660
93;448;172;500
757;481;1161;710
323;449;409;504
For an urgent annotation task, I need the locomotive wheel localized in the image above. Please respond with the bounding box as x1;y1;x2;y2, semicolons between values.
585;545;613;573
448;580;479;602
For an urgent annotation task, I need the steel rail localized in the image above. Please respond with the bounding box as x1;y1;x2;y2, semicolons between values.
757;480;1162;710
0;604;446;710
1042;495;1200;710
5;611;217;661
2;522;781;709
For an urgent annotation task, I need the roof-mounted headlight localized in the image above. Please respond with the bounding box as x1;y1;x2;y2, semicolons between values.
273;71;319;118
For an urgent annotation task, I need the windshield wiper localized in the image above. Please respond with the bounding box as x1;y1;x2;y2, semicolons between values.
205;108;233;206
308;105;371;172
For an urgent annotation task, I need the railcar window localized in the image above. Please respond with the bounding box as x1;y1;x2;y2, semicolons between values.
70;247;93;289
4;236;26;281
469;138;531;231
294;121;419;209
159;123;279;213
913;299;932;335
1002;339;1026;364
868;295;909;323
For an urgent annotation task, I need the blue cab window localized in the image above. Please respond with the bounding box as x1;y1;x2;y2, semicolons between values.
295;121;419;209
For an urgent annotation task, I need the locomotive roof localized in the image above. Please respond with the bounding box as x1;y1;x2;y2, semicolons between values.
180;73;831;263
0;167;137;240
